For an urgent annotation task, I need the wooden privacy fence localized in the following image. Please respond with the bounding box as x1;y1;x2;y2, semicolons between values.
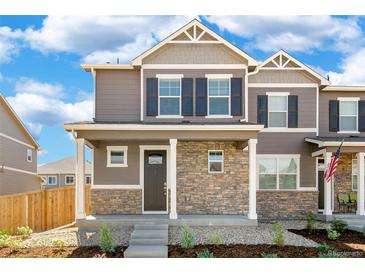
0;186;91;233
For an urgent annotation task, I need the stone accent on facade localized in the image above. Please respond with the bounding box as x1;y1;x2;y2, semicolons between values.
91;189;142;214
176;141;249;215
257;191;318;219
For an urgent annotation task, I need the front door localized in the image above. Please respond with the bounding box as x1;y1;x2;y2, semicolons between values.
318;158;325;210
144;150;167;212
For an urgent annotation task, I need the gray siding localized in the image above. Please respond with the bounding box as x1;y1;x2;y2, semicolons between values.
0;170;40;195
249;70;319;84
143;69;246;122
95;70;140;122
248;87;317;128
319;91;365;136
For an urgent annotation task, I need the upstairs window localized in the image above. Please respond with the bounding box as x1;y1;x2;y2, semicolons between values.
159;78;181;116
208;78;230;116
339;100;358;132
268;95;288;128
27;148;32;162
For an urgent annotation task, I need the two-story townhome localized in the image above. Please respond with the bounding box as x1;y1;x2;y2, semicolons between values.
64;19;365;224
0;94;42;195
38;156;92;189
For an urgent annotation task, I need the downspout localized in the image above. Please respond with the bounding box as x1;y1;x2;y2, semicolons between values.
240;65;260;123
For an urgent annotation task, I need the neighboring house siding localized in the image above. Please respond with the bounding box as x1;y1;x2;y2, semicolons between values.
41;174;91;189
249;70;319;84
143;44;249;64
95;70;140;122
0;170;40;195
319;91;365;136
143;69;246;122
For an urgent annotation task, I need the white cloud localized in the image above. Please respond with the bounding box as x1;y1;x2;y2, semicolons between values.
6;78;93;137
0;26;22;63
205;16;363;53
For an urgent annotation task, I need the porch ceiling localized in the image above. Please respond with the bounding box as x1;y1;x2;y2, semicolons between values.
306;136;365;153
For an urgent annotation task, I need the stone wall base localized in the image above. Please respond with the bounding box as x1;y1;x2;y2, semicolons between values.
257;191;318;219
91;189;142;215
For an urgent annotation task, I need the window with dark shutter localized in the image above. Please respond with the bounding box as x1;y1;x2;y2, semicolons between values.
196;78;207;116
231;78;243;116
146;78;158;116
257;95;268;127
358;101;365;132
182;78;193;116
329;100;339;132
288;95;298;128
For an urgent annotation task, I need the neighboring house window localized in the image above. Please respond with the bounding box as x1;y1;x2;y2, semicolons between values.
86;176;92;184
257;155;299;190
159;78;181;116
268;94;288;128
27;148;32;162
208;150;224;173
107;146;128;167
65;175;75;185
208;78;230;116
45;176;57;186
339;100;358;132
351;159;365;191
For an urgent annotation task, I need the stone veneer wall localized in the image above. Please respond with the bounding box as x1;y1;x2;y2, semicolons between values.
257;191;318;219
176;141;249;215
91;189;142;214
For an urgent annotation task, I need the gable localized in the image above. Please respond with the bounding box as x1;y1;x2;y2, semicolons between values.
249;70;319;84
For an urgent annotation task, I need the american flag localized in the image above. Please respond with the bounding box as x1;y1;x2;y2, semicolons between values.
324;139;344;183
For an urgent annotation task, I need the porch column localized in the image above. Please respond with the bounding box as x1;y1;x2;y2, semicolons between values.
248;138;257;220
324;152;332;216
75;138;86;220
169;139;177;219
357;152;365;215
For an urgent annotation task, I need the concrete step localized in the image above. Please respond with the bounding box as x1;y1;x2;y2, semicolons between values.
132;230;168;239
124;245;168;258
134;224;168;231
129;237;168;245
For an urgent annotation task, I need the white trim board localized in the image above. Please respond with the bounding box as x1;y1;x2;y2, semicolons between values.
0;133;35;149
261;128;317;133
2;166;38;176
143;64;247;69
248;83;318;88
305;138;365;147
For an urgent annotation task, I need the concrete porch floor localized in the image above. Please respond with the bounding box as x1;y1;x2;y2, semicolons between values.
77;214;257;229
316;213;365;232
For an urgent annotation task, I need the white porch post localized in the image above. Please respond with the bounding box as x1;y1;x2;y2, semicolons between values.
169;139;177;219
248;138;257;220
324;152;333;216
75;138;86;220
357;152;365;215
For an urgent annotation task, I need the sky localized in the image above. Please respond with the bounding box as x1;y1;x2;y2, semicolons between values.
1;15;365;164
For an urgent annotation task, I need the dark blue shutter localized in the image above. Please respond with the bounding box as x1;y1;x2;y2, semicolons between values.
182;78;193;116
329;100;339;132
288;95;298;128
146;78;158;116
257;95;268;127
358;101;365;132
196;78;207;116
231;78;243;116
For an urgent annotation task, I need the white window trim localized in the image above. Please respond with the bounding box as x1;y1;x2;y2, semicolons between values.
207;77;231;117
208;150;224;174
352;158;360;191
338;99;358;133
26;148;32;163
85;175;92;184
157;78;182;117
45;175;57;186
65;175;75;185
267;93;289;128
107;146;128;167
257;154;300;191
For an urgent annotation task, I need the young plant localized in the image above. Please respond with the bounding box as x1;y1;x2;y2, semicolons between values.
318;251;343;258
52;239;66;250
179;224;196;249
260;252;279;258
318;243;335;252
306;211;316;234
15;226;32;240
271;222;285;246
330;219;348;234
0;235;21;249
0;229;10;237
209;232;222;246
196;249;214;258
99;224;116;254
327;228;340;241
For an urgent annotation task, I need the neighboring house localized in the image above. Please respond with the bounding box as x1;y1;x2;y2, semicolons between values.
0;94;42;195
38;156;92;189
64;19;365;222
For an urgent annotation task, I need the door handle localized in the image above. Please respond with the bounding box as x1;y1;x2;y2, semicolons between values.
164;182;167;195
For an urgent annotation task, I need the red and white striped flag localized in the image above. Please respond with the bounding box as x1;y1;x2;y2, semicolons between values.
324;139;344;183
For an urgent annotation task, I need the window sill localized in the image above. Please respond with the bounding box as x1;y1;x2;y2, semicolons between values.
107;164;128;168
205;115;233;119
337;131;360;134
156;115;184;119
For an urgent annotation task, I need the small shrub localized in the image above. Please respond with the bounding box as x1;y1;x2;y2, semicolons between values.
15;226;32;239
272;222;285;246
318;251;343;258
318;243;335;252
0;229;10;237
327;228;340;241
179;224;196;249
0;235;21;249
52;239;66;250
330;219;348;234
260;252;279;258
306;211;316;234
99;224;116;254
196;249;214;258
209;232;222;246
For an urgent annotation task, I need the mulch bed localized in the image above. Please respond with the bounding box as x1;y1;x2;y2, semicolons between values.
169;244;319;258
0;246;126;258
289;229;365;257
